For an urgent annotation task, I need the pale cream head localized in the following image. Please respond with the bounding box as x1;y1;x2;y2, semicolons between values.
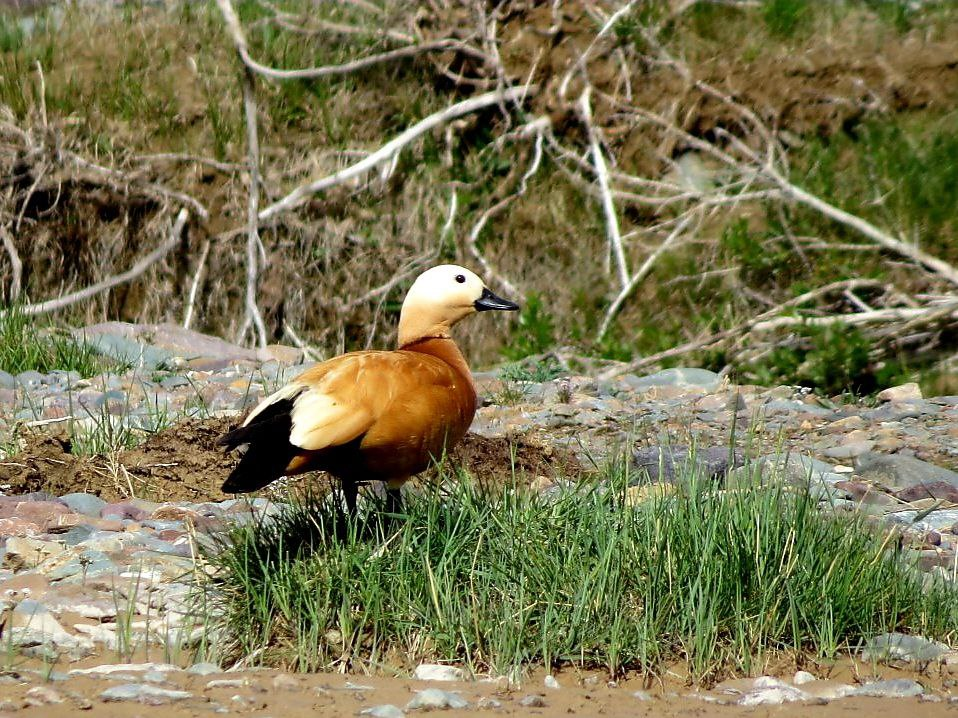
397;265;518;347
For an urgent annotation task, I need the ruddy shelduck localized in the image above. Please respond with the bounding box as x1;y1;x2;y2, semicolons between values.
219;265;519;511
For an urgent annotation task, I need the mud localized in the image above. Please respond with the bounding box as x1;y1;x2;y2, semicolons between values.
0;422;579;503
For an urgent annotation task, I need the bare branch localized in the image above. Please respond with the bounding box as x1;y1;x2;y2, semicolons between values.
579;88;630;289
182;238;211;330
0;224;22;303
595;212;697;343
239;68;268;349
217;0;482;82
258;85;536;224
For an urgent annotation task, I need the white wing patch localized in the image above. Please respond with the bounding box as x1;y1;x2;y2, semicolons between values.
288;389;372;450
242;382;306;427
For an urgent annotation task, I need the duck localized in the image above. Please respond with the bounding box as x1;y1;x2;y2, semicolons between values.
219;264;520;512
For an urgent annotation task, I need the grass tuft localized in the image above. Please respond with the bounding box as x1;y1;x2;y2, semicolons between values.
202;466;958;681
0;306;111;377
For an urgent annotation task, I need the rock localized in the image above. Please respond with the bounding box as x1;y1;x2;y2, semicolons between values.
361;705;406;718
412;664;463;682
187;662;221;676
861;633;949;663
518;695;546;707
850;679;924;698
3;536;66;568
793;671;816;685
749;453;841;488
632;690;652;701
406;689;469;710
632;445;744;484
99;683;192;704
271;673;299;690
59;493;107;517
822;441;875;460
625;368;722;392
25;686;65;705
854;452;958;492
544;675;559;689
738;677;814;706
877;383;923;402
70;662;181;677
894;482;958;503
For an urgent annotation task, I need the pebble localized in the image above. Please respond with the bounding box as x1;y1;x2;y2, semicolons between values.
544;674;560;689
861;632;950;663
518;694;546;707
362;705;406;718
412;664;463;682
99;683;193;704
405;689;469;710
851;679;924;698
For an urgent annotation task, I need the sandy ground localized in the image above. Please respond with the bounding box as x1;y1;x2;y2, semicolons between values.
0;658;955;717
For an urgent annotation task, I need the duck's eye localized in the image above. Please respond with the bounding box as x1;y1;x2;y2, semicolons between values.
455;274;466;284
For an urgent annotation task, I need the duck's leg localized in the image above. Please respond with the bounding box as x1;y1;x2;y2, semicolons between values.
341;480;358;515
385;486;403;515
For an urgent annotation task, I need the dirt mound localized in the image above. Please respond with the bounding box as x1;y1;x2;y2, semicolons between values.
0;418;239;503
0;421;579;503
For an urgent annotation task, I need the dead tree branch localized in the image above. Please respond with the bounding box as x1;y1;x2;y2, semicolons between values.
258;85;536;224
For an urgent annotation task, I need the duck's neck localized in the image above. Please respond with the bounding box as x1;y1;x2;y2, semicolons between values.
400;337;477;397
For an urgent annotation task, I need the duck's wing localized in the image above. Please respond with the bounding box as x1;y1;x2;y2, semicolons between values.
287;351;454;451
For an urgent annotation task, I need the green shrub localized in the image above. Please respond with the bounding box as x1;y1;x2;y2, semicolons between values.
501;293;555;361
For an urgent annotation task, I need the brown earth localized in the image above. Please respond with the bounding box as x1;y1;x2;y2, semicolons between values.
0;421;579;502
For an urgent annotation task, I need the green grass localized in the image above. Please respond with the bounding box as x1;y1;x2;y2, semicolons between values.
202;464;958;682
0;306;110;377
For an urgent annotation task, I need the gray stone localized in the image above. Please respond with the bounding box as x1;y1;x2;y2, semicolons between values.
850;679;923;698
406;689;469;710
518;695;546;707
412;664;463;682
861;633;949;663
626;368;722;391
632;445;744;484
0;371;15;389
477;697;502;709
59;493;107;517
187;662;222;676
361;705;406;718
16;370;45;389
100;683;192;704
544;675;559;689
738;677;814;706
751;453;843;488
854;452;958;492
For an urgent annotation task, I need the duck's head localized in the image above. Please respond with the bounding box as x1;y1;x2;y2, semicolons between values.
398;265;520;347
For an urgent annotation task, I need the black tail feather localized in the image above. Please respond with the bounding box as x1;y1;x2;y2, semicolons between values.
220;396;299;493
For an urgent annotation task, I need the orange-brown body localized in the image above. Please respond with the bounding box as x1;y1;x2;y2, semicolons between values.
281;338;477;485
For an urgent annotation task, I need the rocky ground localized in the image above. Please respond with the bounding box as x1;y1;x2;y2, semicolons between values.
0;321;957;715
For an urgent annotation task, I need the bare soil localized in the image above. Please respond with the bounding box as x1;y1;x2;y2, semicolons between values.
0;422;579;502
